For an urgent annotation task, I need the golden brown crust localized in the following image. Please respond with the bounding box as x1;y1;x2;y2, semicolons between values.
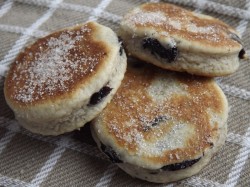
97;62;227;166
123;3;242;52
5;22;110;106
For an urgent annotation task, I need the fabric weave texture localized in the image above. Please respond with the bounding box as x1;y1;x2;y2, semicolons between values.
0;0;249;186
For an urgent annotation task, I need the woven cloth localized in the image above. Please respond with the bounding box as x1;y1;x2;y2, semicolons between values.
0;0;249;186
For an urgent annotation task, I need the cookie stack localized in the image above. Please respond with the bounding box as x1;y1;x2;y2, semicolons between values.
4;2;246;184
91;3;246;183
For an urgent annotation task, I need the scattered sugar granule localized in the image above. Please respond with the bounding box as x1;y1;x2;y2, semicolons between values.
13;26;101;103
127;10;167;26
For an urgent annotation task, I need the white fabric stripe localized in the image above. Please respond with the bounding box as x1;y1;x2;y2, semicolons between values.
154;183;173;187
160;183;174;187
0;0;14;78
225;127;250;187
58;2;92;15
0;131;16;154
0;174;30;187
217;82;250;100
61;135;106;159
0;120;20;154
0;24;48;37
246;49;250;57
0;0;62;66
227;132;250;148
0;0;13;17
183;176;225;187
193;0;205;13
166;0;250;20
29;137;69;187
236;1;250;37
88;0;113;21
98;10;121;22
95;164;118;187
0;64;9;77
236;20;249;37
0;117;106;160
15;0;121;23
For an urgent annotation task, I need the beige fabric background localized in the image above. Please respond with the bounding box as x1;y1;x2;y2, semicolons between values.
0;0;249;186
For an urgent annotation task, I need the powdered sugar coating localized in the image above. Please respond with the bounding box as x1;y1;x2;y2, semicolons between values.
126;11;167;26
7;23;107;103
122;3;242;48
94;63;227;166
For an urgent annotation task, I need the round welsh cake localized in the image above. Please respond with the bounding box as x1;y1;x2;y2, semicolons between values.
4;22;127;135
91;61;228;183
119;3;246;77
